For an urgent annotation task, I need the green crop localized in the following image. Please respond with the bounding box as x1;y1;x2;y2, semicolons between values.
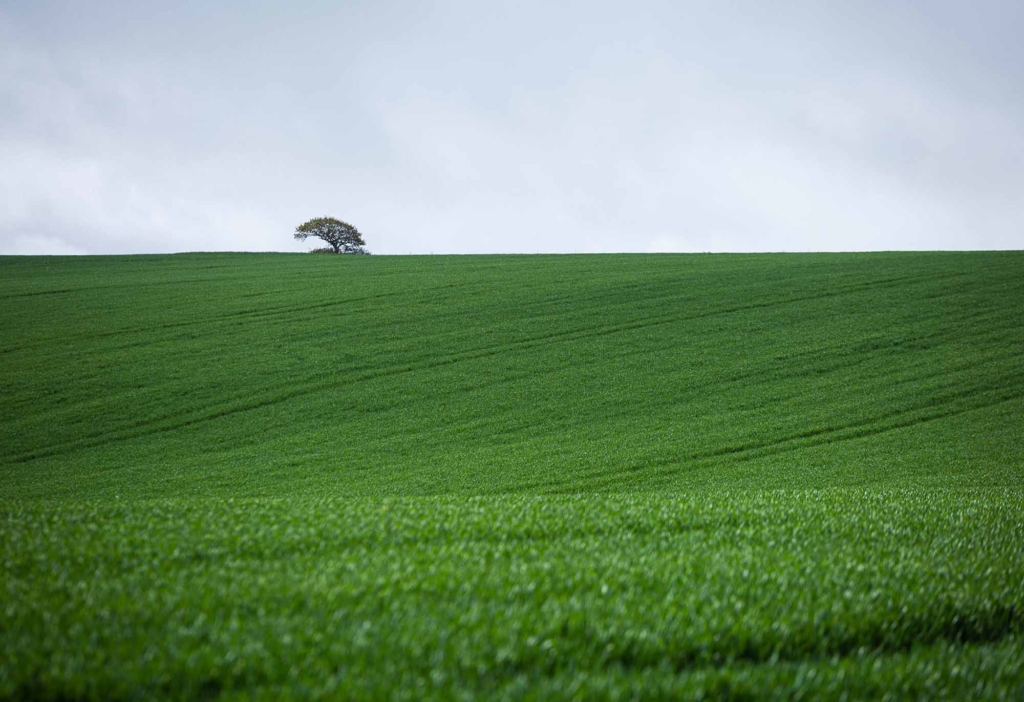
2;252;1022;698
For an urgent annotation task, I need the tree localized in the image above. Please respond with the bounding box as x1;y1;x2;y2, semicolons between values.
294;217;369;254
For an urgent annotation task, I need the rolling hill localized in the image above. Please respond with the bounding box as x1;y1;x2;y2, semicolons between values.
2;251;1023;698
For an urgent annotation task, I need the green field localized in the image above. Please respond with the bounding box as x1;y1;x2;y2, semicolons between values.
2;252;1023;698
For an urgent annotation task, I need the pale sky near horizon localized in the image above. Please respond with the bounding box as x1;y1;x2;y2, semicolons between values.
2;1;1023;256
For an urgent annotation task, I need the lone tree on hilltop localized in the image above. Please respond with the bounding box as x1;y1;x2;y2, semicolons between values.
294;217;369;254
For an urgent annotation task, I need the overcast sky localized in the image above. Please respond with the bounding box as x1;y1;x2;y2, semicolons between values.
2;1;1023;255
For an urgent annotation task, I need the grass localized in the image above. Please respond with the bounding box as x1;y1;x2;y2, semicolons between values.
2;251;1023;698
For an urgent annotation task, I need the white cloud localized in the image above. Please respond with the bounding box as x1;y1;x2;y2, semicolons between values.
1;1;1023;255
0;234;86;256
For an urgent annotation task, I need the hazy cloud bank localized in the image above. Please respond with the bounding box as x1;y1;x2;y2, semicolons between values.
2;1;1022;255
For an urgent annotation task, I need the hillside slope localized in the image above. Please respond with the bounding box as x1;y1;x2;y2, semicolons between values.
2;252;1023;698
2;252;1022;499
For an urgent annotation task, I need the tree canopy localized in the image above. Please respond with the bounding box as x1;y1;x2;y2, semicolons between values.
294;217;369;254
